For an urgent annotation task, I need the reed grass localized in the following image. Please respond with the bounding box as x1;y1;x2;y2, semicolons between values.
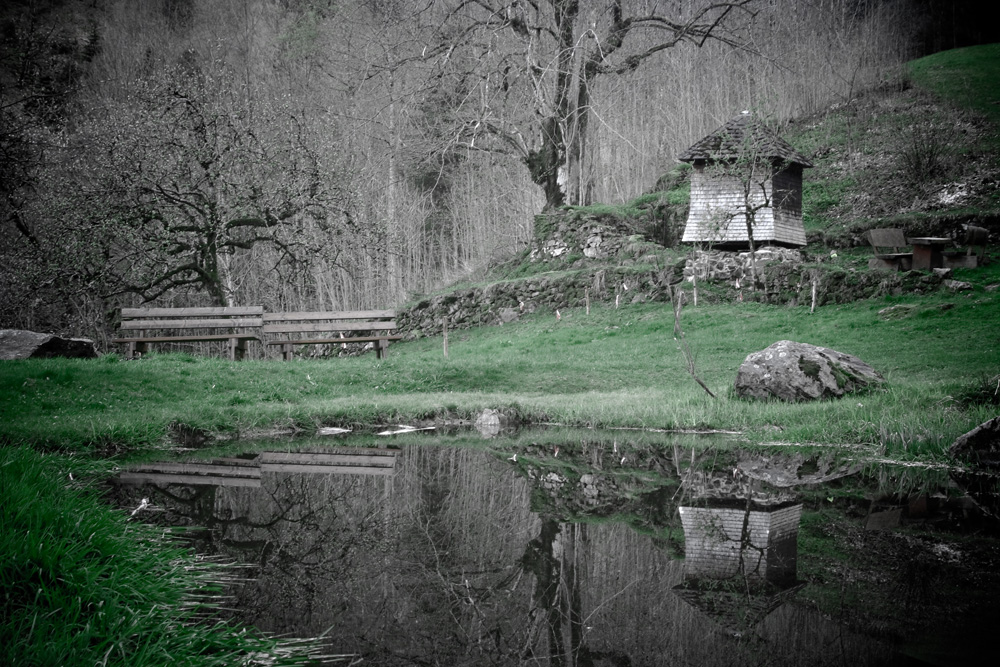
0;446;332;666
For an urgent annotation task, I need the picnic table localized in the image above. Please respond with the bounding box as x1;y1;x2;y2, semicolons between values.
908;237;951;271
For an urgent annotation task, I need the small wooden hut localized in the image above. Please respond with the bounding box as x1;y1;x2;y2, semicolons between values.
679;112;812;248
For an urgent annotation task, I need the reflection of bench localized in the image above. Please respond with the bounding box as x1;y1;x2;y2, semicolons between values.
263;310;402;360
259;449;399;475
865;229;912;271
114;307;263;360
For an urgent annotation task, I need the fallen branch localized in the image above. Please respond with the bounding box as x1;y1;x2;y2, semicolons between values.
669;285;716;399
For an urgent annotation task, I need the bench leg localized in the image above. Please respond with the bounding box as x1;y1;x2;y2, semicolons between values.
232;338;249;361
376;338;388;359
130;341;148;359
282;343;294;361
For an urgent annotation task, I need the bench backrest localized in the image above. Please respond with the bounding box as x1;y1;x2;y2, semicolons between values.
865;228;908;253
263;310;397;335
119;306;264;331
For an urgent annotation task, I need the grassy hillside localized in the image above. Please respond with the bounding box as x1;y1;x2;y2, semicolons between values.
909;43;1000;127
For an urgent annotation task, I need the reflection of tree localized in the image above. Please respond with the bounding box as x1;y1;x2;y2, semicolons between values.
521;519;585;665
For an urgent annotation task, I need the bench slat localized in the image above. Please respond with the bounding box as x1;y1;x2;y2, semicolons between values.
265;335;402;345
113;334;260;344
262;310;394;322
120;318;263;330
259;452;396;466
121;306;263;318
263;321;396;334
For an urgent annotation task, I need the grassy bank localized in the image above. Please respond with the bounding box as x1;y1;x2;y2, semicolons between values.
0;446;329;666
3;266;999;461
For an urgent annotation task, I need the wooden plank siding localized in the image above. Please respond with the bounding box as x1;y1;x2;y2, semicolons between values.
678;503;801;586
681;163;806;247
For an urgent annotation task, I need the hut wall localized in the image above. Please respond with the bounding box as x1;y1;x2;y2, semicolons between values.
681;163;806;248
770;166;807;246
679;504;801;585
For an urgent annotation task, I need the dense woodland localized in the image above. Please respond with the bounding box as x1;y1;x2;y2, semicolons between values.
0;0;991;340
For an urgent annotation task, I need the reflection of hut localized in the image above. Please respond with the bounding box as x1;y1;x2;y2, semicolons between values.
679;112;812;249
673;500;804;634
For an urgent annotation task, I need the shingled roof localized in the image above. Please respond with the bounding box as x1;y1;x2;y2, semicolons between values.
678;112;813;167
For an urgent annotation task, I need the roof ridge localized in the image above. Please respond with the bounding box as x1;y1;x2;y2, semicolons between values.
678;113;813;167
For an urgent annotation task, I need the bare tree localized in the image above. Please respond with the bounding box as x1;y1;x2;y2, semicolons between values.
413;0;758;209
66;65;355;306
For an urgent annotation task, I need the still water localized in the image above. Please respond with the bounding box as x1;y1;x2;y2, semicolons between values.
112;430;1000;666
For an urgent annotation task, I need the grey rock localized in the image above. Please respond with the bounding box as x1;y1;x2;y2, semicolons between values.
944;279;973;291
877;304;916;320
0;329;98;360
735;340;884;402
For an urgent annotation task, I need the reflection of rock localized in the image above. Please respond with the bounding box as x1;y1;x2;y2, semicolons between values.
737;452;862;487
0;329;98;360
949;416;1000;520
474;409;508;438
735;340;884;402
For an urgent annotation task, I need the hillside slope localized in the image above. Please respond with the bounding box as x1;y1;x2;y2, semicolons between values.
403;44;999;321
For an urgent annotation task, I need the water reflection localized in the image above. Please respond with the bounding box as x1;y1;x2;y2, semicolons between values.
112;435;1000;666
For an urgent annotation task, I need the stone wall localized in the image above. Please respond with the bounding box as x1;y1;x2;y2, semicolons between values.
531;210;646;262
397;252;942;338
396;208;948;338
397;266;681;338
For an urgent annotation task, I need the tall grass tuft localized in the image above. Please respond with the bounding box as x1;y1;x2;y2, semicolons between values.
0;446;329;666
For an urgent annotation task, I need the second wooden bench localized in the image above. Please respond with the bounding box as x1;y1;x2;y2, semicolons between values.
263;310;403;360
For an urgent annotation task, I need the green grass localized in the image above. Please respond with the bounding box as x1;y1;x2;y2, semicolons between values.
909;43;1000;130
3;280;999;460
0;446;327;666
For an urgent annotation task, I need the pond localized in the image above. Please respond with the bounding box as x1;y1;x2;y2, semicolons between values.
110;429;1000;666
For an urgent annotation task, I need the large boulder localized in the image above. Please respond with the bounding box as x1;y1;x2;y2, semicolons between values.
949;417;1000;520
735;340;884;402
949;416;1000;469
0;329;98;360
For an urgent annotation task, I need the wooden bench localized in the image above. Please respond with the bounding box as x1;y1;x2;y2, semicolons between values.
865;228;912;271
113;306;263;360
263;310;403;361
944;225;988;269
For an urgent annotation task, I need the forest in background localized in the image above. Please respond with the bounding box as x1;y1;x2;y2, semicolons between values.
0;0;992;341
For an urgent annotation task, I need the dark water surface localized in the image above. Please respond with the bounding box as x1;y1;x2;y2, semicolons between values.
112;430;1000;666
